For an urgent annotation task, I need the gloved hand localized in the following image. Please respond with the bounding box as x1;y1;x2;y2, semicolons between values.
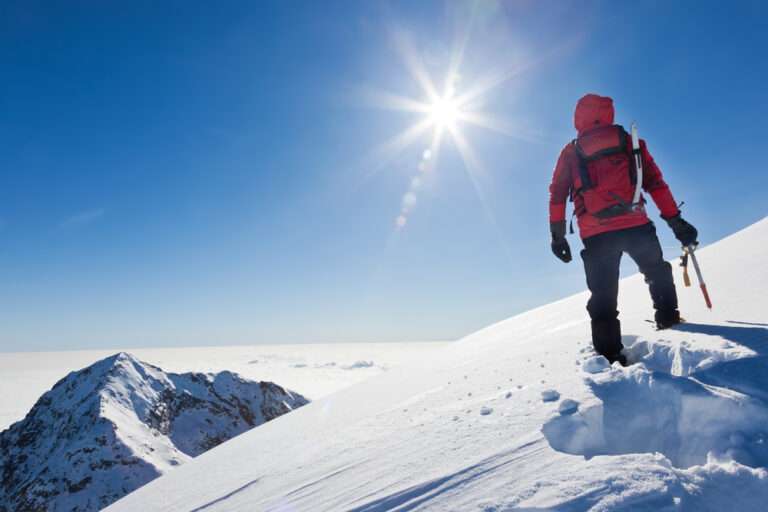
664;214;698;247
550;221;572;263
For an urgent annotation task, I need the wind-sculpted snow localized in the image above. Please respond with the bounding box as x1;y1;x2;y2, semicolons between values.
107;217;768;512
0;352;308;511
543;336;768;468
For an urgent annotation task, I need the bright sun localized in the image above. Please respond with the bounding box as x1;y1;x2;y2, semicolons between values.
365;31;524;232
428;95;462;129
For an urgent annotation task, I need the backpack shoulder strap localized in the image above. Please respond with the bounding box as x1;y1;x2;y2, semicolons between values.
571;138;594;191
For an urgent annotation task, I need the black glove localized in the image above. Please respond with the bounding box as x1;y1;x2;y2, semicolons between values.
550;221;572;263
664;214;698;247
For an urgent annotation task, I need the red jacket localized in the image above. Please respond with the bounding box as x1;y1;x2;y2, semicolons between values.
549;94;680;239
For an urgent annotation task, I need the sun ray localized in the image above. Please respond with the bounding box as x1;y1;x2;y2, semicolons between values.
453;68;519;109
458;110;542;143
424;123;445;174
364;118;434;179
444;0;476;98
429;124;445;161
457;110;514;136
448;124;516;262
447;123;486;182
454;35;582;110
394;31;440;102
359;88;431;114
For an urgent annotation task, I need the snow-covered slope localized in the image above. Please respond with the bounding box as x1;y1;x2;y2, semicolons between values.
0;353;308;511
108;217;768;511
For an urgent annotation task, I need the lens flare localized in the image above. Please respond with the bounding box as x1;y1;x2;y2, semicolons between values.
362;26;539;235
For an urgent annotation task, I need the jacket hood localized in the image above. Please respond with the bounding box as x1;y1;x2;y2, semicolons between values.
574;94;614;135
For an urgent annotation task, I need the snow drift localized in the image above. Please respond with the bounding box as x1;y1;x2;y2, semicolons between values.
102;216;766;511
0;353;308;511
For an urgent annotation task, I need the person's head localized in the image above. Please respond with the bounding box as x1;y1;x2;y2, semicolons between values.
574;94;614;135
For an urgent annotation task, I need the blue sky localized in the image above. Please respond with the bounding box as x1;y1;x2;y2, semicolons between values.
0;1;765;351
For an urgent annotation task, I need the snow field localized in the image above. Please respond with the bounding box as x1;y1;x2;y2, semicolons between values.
108;217;768;512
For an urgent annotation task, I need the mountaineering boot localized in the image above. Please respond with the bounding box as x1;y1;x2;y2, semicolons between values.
613;353;628;367
655;309;682;330
591;318;626;365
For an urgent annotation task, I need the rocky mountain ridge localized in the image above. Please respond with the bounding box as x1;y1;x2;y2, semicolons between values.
0;352;309;511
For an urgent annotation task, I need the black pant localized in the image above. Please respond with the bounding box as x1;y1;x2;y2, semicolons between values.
581;222;678;356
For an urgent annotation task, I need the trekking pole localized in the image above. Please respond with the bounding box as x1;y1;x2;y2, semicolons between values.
684;245;712;309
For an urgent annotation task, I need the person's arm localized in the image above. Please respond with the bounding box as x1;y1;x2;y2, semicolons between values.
639;139;679;218
549;146;573;224
549;147;573;262
640;139;698;245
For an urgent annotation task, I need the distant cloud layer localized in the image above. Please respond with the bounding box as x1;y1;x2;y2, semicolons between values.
60;208;105;229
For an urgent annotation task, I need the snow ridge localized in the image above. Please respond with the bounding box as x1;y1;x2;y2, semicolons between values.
0;352;309;512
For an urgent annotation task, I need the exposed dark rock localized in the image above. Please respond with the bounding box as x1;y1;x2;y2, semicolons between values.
0;352;309;511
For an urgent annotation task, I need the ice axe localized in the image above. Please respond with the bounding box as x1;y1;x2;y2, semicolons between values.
680;245;712;309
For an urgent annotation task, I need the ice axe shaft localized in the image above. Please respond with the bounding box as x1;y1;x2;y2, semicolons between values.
685;245;712;309
630;123;644;208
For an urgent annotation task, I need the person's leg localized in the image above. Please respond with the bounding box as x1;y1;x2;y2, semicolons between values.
581;232;624;361
625;223;680;328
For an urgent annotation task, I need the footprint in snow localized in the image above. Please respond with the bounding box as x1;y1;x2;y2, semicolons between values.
543;362;768;470
558;399;579;415
541;389;560;402
583;356;611;374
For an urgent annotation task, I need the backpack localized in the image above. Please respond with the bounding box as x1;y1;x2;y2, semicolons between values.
571;124;643;220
